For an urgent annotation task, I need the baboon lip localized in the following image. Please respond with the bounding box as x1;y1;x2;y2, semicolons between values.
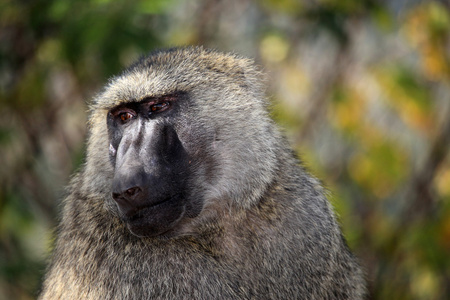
124;194;183;222
123;193;187;238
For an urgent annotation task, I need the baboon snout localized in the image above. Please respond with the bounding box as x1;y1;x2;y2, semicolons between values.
107;120;194;236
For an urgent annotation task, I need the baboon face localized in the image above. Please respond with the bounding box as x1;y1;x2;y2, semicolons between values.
106;92;205;237
89;48;278;238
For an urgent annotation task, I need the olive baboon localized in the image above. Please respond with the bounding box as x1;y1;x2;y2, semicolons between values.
40;47;365;299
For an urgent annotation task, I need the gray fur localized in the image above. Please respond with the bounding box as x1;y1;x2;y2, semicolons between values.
39;47;365;299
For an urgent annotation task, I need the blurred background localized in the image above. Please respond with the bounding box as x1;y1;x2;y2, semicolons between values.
1;0;450;299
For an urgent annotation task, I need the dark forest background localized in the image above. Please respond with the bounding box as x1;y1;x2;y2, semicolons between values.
1;0;450;299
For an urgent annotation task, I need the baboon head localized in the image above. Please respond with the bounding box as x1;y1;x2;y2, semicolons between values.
83;47;279;238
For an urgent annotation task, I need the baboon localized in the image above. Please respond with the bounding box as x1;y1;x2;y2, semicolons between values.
39;47;365;299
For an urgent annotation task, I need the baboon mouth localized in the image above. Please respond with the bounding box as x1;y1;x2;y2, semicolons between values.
124;194;181;222
122;193;186;238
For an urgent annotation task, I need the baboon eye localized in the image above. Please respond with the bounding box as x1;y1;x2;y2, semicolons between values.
119;112;134;122
111;108;136;124
149;102;170;113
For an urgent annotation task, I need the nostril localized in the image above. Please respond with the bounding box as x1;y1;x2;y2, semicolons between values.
125;187;141;198
112;186;142;203
112;192;121;201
